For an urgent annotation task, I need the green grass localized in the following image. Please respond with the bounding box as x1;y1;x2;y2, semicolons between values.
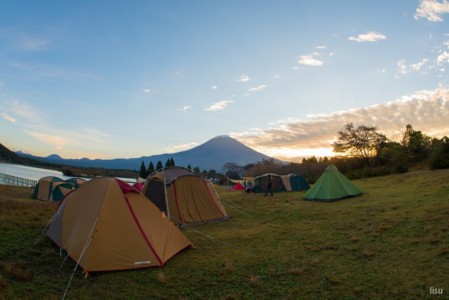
1;169;449;299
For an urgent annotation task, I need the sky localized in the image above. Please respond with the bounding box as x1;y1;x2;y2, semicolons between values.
1;0;449;163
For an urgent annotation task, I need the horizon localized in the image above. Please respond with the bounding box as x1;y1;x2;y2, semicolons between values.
1;1;449;161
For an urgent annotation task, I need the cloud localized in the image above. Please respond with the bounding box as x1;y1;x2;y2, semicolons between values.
297;54;323;66
165;142;199;153
24;126;112;155
437;51;449;64
7;60;101;81
212;84;218;90
5;100;42;124
395;38;449;76
16;36;49;51
232;88;449;159
410;58;429;71
1;99;113;156
178;105;192;112
143;89;151;93
204;100;234;111
348;32;387;42
248;85;267;93
397;57;433;74
239;75;251;82
0;112;16;123
415;0;449;22
25;130;70;150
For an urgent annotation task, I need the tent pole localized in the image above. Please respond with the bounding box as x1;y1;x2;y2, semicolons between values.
59;251;70;270
34;213;56;245
62;216;98;300
209;179;227;217
162;168;171;220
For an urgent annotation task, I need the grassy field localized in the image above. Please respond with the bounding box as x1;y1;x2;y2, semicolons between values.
1;169;448;299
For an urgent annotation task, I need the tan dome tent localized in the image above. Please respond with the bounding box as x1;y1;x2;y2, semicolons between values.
32;176;65;201
255;173;285;193
142;167;229;226
46;177;192;275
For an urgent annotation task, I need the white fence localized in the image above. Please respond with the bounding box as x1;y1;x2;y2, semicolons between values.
0;173;37;187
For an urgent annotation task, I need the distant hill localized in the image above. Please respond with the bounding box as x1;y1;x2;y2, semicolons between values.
16;135;283;171
0;143;61;169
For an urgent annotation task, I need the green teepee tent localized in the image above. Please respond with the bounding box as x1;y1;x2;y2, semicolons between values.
303;165;363;202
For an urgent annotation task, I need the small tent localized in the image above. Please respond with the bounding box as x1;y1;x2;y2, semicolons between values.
231;182;244;191
33;176;86;202
142;167;229;226
132;182;144;192
51;182;75;202
281;174;310;191
255;173;309;193
32;176;65;201
303;165;363;202
46;177;192;274
65;177;87;188
255;173;286;193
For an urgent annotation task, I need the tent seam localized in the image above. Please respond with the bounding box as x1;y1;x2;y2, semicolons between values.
124;195;163;265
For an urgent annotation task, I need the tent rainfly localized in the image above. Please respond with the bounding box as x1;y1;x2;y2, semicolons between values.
142;167;229;226
254;173;309;193
33;176;86;202
33;176;66;201
46;177;192;275
231;182;245;191
281;174;309;191
254;173;285;193
303;165;363;202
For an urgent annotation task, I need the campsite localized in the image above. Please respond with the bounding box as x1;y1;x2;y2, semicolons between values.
1;168;448;299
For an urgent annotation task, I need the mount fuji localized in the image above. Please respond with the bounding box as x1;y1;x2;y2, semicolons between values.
16;135;283;172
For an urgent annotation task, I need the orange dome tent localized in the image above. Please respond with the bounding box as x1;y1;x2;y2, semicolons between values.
46;177;192;275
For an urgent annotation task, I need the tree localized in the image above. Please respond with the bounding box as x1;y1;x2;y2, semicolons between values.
193;166;201;175
376;141;409;173
147;161;155;176
187;164;192;170
303;156;318;164
156;160;163;170
164;157;175;167
332;123;387;164
207;169;217;181
139;161;147;178
401;124;431;162
244;158;282;177
223;162;244;179
429;136;449;169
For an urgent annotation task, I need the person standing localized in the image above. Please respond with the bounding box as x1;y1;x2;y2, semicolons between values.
246;182;253;193
264;174;273;196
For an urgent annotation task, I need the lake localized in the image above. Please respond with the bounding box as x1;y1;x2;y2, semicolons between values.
0;162;72;182
0;162;136;184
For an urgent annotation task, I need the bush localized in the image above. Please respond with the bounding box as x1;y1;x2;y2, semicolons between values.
429;137;449;170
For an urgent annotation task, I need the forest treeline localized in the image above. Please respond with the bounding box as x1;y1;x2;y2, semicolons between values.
137;123;449;185
222;123;449;184
3;123;448;184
